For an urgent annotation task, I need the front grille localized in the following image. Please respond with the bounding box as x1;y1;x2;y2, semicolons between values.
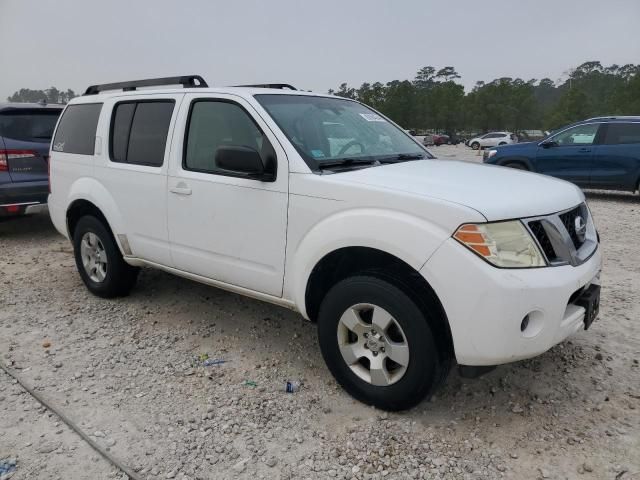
559;206;585;249
528;220;557;261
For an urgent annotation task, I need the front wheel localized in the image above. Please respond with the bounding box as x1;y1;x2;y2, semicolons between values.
317;276;446;411
73;215;139;298
471;142;480;150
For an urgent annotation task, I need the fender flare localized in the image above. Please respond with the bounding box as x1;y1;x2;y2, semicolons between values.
285;208;454;318
66;177;126;251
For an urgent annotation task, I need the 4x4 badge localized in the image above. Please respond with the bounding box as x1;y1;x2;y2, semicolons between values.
574;216;587;243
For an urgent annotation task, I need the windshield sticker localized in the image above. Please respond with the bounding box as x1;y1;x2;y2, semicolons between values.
53;142;65;152
359;113;386;122
311;149;325;158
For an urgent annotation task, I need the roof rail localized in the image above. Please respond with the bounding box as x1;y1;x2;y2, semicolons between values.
84;75;208;95
232;83;297;90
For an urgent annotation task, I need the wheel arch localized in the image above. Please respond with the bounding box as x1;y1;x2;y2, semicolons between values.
64;179;126;254
304;246;454;362
497;157;533;170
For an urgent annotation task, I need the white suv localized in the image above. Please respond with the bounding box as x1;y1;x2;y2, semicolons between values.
48;76;602;411
467;131;517;150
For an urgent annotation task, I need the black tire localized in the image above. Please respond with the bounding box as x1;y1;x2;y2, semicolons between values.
498;142;507;146
503;161;528;170
471;142;480;150
317;275;445;411
73;215;139;298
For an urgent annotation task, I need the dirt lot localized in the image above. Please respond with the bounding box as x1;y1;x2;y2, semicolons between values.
1;146;639;480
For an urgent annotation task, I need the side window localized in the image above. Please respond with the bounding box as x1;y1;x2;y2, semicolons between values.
52;103;103;155
603;123;640;145
110;101;174;166
184;100;269;174
552;124;599;146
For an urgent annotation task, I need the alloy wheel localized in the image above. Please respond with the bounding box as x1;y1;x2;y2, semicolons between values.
80;232;108;282
337;303;410;386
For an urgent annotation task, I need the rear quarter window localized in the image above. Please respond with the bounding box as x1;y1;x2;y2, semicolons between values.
52;103;103;155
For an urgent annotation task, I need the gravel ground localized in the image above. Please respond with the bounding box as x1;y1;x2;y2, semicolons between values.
1;146;639;480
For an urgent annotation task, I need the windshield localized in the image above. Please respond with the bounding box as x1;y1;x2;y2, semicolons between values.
254;94;431;170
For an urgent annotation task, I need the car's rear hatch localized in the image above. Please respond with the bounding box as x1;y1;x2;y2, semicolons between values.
0;108;61;183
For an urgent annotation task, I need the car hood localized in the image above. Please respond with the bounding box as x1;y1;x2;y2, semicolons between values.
331;159;584;221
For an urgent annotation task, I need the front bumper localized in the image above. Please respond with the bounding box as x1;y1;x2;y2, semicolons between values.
421;238;602;366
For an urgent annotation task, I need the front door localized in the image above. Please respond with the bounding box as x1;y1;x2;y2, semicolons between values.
534;123;602;186
167;94;288;297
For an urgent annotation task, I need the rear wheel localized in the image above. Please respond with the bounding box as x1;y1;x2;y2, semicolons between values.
317;275;446;411
73;215;139;298
503;161;528;170
471;142;480;150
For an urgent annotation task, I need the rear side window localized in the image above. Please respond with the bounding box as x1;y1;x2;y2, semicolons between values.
603;123;640;145
110;101;174;167
52;104;102;154
0;110;61;143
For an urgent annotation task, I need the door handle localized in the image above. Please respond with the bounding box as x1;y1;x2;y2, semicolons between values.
170;185;192;195
579;148;591;153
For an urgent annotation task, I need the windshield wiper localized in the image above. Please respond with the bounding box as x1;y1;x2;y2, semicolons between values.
378;153;425;163
317;157;378;170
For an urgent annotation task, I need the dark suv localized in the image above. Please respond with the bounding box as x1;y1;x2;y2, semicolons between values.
0;103;63;216
483;117;640;194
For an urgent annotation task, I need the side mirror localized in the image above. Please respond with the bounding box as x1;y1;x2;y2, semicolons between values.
215;146;274;180
540;140;557;148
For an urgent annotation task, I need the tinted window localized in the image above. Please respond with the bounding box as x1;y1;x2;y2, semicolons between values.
52;104;102;154
110;103;135;162
0;110;61;142
552;123;599;146
110;101;174;166
184;100;266;173
603;123;640;145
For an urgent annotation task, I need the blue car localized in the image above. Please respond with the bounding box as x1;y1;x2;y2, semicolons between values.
483;116;640;194
0;103;63;216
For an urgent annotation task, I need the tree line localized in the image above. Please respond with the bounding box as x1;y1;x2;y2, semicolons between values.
329;61;640;135
7;87;77;104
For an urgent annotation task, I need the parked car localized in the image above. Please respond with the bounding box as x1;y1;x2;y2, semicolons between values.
433;134;449;146
48;76;601;411
466;131;517;150
0;103;63;216
483;116;640;193
423;134;435;146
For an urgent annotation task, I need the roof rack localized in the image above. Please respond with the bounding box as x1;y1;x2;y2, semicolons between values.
233;83;297;90
84;75;208;95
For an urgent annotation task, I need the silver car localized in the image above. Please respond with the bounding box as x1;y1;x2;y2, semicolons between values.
467;131;517;150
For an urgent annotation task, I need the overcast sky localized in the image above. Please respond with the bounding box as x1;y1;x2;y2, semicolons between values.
1;0;639;100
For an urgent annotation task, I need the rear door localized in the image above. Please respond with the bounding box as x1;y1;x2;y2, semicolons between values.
534;123;602;186
96;96;181;266
0;108;61;182
590;122;640;191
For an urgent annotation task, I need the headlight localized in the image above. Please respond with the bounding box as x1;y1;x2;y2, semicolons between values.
453;221;546;268
486;149;498;159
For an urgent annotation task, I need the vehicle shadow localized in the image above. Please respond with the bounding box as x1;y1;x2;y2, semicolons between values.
584;189;639;203
0;211;59;239
128;265;609;428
